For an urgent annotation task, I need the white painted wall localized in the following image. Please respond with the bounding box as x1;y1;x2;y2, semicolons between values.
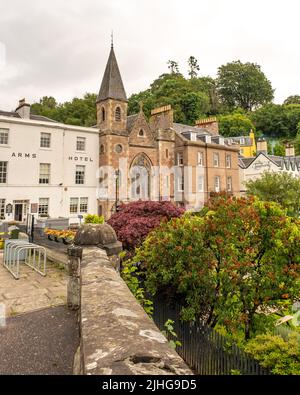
240;153;300;192
0;116;99;222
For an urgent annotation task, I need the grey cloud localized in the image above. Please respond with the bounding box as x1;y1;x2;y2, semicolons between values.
0;0;299;110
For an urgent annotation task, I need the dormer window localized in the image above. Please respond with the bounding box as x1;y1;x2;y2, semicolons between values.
101;107;105;122
139;129;145;137
115;107;121;121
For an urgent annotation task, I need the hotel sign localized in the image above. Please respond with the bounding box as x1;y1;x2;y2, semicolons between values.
11;153;37;158
10;153;93;162
253;160;271;170
68;156;93;162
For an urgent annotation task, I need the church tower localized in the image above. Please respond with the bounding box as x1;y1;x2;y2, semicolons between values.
96;43;128;131
97;43;129;218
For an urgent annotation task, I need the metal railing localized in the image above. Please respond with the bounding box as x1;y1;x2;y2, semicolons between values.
3;240;47;280
153;300;271;375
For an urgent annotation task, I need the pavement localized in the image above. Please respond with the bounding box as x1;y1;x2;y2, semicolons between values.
0;251;67;316
0;306;79;375
0;249;79;375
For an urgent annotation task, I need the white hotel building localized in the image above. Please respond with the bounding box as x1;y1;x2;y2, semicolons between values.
0;100;99;222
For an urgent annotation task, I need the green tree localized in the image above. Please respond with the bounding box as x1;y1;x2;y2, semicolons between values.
217;61;274;111
251;104;289;138
293;129;300;155
244;333;300;375
127;72;212;124
246;172;300;217
31;93;97;127
273;142;285;156
284;95;300;105
180;92;210;124
132;195;300;340
167;60;179;74
188;56;200;79
251;104;300;138
218;112;255;137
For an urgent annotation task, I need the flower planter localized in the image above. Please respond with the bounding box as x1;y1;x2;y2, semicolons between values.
62;237;73;245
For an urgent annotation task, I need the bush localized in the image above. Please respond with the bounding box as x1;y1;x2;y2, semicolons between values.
84;214;105;224
244;333;300;375
108;200;185;251
130;195;300;339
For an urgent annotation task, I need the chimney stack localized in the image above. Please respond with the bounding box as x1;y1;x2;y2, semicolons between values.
285;143;295;157
15;98;31;119
195;117;219;136
256;138;268;155
149;105;174;131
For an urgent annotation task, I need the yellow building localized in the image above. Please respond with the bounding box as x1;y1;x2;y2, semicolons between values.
225;130;256;158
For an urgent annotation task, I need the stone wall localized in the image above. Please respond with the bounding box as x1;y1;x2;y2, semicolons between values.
72;246;192;375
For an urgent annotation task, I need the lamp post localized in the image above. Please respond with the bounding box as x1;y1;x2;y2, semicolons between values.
114;169;120;213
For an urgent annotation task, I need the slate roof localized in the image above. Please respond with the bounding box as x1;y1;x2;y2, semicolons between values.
173;123;208;135
0;110;57;123
126;114;138;132
239;152;300;171
97;46;127;102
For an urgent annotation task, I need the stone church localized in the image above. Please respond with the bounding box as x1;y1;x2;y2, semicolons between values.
97;44;240;219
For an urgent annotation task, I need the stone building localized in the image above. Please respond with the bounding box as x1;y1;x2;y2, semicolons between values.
97;45;240;219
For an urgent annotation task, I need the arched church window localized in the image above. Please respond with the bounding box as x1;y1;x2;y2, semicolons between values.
115;106;121;121
100;144;105;154
101;107;105;122
139;129;145;137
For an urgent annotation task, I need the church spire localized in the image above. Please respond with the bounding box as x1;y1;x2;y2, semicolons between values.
97;43;127;103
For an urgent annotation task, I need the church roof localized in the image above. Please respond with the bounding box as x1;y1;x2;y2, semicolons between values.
97;46;127;103
126;114;139;132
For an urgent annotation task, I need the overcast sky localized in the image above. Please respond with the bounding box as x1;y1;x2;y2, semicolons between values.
0;0;299;111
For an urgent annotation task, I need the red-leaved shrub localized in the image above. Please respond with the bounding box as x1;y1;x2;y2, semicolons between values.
108;200;185;251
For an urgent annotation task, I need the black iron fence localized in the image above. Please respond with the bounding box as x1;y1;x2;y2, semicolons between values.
153;300;271;375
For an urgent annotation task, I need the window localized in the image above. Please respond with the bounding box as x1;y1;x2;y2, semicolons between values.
166;149;169;158
197;152;204;166
227;176;232;192
177;153;183;166
101;107;105;122
38;198;49;217
226;154;231;168
198;175;204;192
0;199;5;219
0;162;7;183
0;129;8;145
80;197;88;213
139;129;144;137
100;144;105;154
115;144;123;154
115;106;121;121
166;175;170;188
40;132;51;148
76;137;86;151
75;165;85;184
177;175;184;192
39;163;51;184
70;198;79;213
214;176;220;192
213;153;219;167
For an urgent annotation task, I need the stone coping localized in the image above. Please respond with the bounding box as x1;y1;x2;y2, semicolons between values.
76;247;192;375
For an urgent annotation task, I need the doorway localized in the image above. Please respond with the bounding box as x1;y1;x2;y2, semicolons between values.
14;204;23;222
13;200;29;222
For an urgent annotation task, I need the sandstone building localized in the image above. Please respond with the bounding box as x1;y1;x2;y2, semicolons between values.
97;45;240;219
